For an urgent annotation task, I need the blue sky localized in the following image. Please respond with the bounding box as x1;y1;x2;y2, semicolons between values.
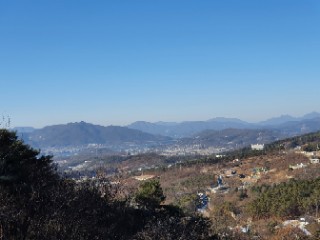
0;0;319;127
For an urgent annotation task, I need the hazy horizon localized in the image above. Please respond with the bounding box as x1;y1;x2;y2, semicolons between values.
7;111;320;129
1;1;319;128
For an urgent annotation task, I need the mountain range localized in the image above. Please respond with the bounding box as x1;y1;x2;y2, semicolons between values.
13;112;320;150
128;112;320;137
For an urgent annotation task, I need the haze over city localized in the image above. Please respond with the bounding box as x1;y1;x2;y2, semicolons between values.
1;1;319;128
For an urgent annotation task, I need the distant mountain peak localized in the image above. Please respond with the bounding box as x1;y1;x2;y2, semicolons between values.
302;111;320;119
207;117;248;124
258;114;296;126
25;122;171;148
154;121;179;126
259;112;320;126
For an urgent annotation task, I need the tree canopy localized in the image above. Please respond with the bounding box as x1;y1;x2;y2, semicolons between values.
135;179;165;209
0;129;215;240
0;129;58;186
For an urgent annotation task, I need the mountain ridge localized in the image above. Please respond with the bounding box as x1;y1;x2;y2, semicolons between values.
23;121;171;148
128;112;320;137
14;112;320;148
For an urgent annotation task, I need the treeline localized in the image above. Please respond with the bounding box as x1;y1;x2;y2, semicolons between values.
0;129;217;240
223;130;320;161
250;178;320;219
265;131;320;152
208;130;320;164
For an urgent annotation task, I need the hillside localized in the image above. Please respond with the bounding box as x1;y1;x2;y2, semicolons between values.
41;129;320;239
181;128;281;149
117;130;320;239
271;117;320;135
25;122;171;148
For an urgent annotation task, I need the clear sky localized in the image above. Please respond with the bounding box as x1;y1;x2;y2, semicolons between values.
1;0;319;128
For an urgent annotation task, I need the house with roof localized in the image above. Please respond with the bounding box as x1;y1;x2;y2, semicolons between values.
310;158;319;164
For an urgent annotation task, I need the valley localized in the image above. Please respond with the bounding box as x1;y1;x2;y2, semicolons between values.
10;115;320;238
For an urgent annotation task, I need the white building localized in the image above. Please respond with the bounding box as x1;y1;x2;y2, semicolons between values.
251;144;264;151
